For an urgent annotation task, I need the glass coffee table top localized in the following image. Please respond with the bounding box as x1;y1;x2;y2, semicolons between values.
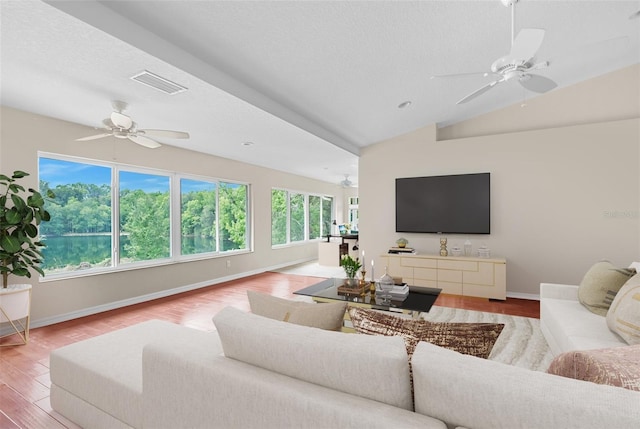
294;278;442;314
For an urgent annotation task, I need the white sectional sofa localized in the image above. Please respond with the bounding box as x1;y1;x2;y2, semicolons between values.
539;282;628;356
50;307;640;429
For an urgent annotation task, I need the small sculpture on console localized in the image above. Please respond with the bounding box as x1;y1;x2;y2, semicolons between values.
440;237;448;257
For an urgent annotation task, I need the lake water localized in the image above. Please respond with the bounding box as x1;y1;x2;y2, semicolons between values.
42;235;216;270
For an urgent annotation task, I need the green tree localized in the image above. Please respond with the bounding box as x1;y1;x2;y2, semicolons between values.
219;183;247;251
271;189;287;245
120;189;170;260
289;193;305;242
308;195;321;239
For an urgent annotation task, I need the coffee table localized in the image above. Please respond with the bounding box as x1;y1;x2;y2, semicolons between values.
294;278;441;326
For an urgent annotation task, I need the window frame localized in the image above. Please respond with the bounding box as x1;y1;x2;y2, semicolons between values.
271;187;334;248
38;152;252;282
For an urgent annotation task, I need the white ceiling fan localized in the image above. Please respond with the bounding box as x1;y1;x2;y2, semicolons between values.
76;100;190;148
340;174;353;188
433;0;557;105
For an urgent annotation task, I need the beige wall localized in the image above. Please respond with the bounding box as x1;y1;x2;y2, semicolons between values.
0;106;344;325
359;65;640;298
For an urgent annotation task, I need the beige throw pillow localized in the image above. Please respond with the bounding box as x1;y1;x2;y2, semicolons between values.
606;275;640;345
246;290;346;331
578;261;634;316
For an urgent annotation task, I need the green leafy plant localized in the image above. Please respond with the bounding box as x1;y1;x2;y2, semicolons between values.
340;254;362;279
0;171;55;288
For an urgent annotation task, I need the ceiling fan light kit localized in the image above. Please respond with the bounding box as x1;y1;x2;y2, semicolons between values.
76;100;189;149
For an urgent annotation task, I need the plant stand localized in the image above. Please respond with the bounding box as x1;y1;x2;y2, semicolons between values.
0;284;32;346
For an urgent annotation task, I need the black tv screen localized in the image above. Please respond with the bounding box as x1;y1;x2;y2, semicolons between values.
395;173;490;234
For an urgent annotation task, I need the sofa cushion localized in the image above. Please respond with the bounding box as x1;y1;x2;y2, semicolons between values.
606;276;640;345
213;306;414;410
578;261;633;316
540;296;627;355
348;307;503;359
412;341;640;429
50;320;215;428
247;290;346;331
547;345;640;391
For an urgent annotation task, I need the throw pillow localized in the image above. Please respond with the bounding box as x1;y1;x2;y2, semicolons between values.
578;261;634;316
246;290;346;331
606;275;640;345
547;345;640;391
348;307;504;359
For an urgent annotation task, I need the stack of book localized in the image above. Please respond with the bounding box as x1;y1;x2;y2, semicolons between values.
376;283;410;300
388;247;416;254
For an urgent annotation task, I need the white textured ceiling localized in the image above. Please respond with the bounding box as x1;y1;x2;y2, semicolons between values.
1;0;639;186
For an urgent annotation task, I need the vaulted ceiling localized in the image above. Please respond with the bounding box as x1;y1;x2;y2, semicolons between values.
2;1;639;186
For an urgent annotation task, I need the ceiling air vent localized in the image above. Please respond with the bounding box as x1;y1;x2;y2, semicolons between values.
130;70;187;95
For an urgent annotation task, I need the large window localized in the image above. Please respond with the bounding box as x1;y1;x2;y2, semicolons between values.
38;155;250;277
39;158;112;271
271;188;333;246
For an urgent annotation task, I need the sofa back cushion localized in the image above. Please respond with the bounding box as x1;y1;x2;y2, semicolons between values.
246;290;347;331
606;275;640;345
412;342;640;429
213;306;413;410
578;261;633;316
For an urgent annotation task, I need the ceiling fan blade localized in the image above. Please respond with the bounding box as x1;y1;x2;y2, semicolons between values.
102;118;116;129
519;74;558;93
139;129;190;139
111;111;133;130
456;79;504;105
76;132;112;141
509;28;545;61
128;135;161;149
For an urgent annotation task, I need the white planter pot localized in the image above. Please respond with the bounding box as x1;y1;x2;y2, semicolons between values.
0;284;32;345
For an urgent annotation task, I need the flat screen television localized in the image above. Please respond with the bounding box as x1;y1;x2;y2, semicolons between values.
395;173;490;234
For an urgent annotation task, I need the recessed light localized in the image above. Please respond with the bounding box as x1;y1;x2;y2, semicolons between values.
398;101;412;109
241;141;254;147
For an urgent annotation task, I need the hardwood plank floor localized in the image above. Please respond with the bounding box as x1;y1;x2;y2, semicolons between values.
0;271;539;428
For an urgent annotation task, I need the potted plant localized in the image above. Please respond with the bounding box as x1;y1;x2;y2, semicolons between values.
1;170;54;288
0;170;54;345
340;254;362;287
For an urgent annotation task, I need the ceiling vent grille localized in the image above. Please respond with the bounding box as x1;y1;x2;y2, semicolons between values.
130;70;187;95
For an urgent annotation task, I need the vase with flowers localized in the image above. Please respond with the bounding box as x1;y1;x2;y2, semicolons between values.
340;254;362;287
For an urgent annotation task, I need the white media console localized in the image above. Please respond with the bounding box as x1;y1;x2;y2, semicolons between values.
380;253;506;300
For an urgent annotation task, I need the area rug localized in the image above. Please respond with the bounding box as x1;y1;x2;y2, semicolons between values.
278;261;553;372
420;306;553;372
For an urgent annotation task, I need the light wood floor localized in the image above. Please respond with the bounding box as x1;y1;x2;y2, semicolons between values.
0;271;539;429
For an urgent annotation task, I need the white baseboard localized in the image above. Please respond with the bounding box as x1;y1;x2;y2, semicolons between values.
506;291;540;301
26;257;316;331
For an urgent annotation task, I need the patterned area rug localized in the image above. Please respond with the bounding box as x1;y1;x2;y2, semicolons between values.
421;306;553;372
277;261;553;372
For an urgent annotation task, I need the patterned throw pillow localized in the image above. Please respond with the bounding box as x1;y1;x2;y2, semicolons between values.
348;307;504;359
547;345;640;391
606;275;640;345
578;261;634;316
247;290;347;331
